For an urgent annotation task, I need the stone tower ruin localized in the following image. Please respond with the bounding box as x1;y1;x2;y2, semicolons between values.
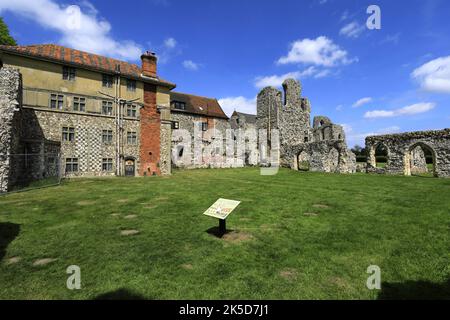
256;78;356;173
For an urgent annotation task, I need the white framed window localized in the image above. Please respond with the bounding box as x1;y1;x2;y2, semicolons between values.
73;97;86;112
102;101;113;115
50;94;64;109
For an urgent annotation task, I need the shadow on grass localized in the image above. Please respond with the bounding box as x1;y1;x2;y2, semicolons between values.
0;222;20;261
93;288;148;300
206;226;235;239
378;279;450;300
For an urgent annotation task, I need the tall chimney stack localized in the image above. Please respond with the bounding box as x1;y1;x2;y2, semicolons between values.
141;51;157;78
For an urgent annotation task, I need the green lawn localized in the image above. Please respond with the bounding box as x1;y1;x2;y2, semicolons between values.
1;168;449;300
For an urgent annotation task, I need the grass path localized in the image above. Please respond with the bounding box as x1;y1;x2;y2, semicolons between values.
0;168;449;299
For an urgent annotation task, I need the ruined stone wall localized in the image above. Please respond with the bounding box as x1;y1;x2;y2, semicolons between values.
285;141;356;173
366;129;450;178
255;78;355;173
0;67;22;192
171;112;232;169
229;113;258;166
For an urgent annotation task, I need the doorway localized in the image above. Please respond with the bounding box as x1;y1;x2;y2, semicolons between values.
125;159;135;177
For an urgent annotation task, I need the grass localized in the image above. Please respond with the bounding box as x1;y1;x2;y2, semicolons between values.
0;168;449;300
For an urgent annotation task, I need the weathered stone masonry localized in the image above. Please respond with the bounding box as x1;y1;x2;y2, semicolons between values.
256;78;356;173
0;67;22;192
366;129;450;178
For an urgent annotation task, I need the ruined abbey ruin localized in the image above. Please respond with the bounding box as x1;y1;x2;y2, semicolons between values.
366;129;450;178
1;42;450;193
254;78;356;173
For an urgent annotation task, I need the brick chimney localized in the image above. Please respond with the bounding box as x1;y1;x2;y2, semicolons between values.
141;51;157;78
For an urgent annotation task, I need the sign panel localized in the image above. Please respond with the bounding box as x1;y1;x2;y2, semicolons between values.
203;198;241;220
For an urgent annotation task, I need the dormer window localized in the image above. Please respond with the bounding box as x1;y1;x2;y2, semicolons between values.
63;66;76;81
127;80;136;92
171;101;186;110
102;74;114;88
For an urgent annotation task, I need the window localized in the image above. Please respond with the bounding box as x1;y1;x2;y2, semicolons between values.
126;104;137;117
102;130;113;144
50;94;64;109
65;158;78;173
102;74;113;88
102;158;113;172
62;127;75;142
304;137;309;143
127;80;136;92
127;131;137;145
201;122;208;132
171;101;186;110
102;101;113;115
172;121;180;130
63;66;76;81
73;97;86;112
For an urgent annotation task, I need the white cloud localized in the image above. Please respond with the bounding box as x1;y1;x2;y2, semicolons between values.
380;33;401;45
412;56;450;93
277;36;357;67
339;21;365;38
254;66;330;88
218;96;256;117
255;71;302;89
352;97;373;108
157;37;180;64
0;0;143;61
345;125;401;147
340;10;350;21
182;60;200;71
164;37;177;49
364;102;436;119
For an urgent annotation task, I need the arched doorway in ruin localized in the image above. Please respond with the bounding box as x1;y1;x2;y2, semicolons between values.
404;142;437;177
371;143;389;169
296;150;310;171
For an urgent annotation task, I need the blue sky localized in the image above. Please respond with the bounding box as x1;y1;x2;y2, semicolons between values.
1;0;449;147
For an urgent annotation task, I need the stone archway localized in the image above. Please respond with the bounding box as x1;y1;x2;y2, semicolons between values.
404;142;437;177
368;143;389;170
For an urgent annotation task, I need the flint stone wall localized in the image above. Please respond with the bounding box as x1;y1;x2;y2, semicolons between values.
366;129;450;178
0;67;22;192
256;78;356;173
171;112;233;169
286;140;356;173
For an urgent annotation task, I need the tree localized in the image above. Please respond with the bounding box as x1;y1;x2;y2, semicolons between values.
0;18;17;46
351;145;363;156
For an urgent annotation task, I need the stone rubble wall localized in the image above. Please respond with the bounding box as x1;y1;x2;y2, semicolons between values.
171;112;234;169
0;67;22;192
255;78;356;174
366;129;450;178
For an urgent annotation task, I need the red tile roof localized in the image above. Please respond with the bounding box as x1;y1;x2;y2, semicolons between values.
170;92;228;119
0;44;176;89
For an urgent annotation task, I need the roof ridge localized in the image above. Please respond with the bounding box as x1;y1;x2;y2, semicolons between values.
172;91;218;101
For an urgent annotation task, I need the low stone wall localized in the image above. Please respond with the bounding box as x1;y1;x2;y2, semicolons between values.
366;129;450;178
285;140;356;173
0;67;22;192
